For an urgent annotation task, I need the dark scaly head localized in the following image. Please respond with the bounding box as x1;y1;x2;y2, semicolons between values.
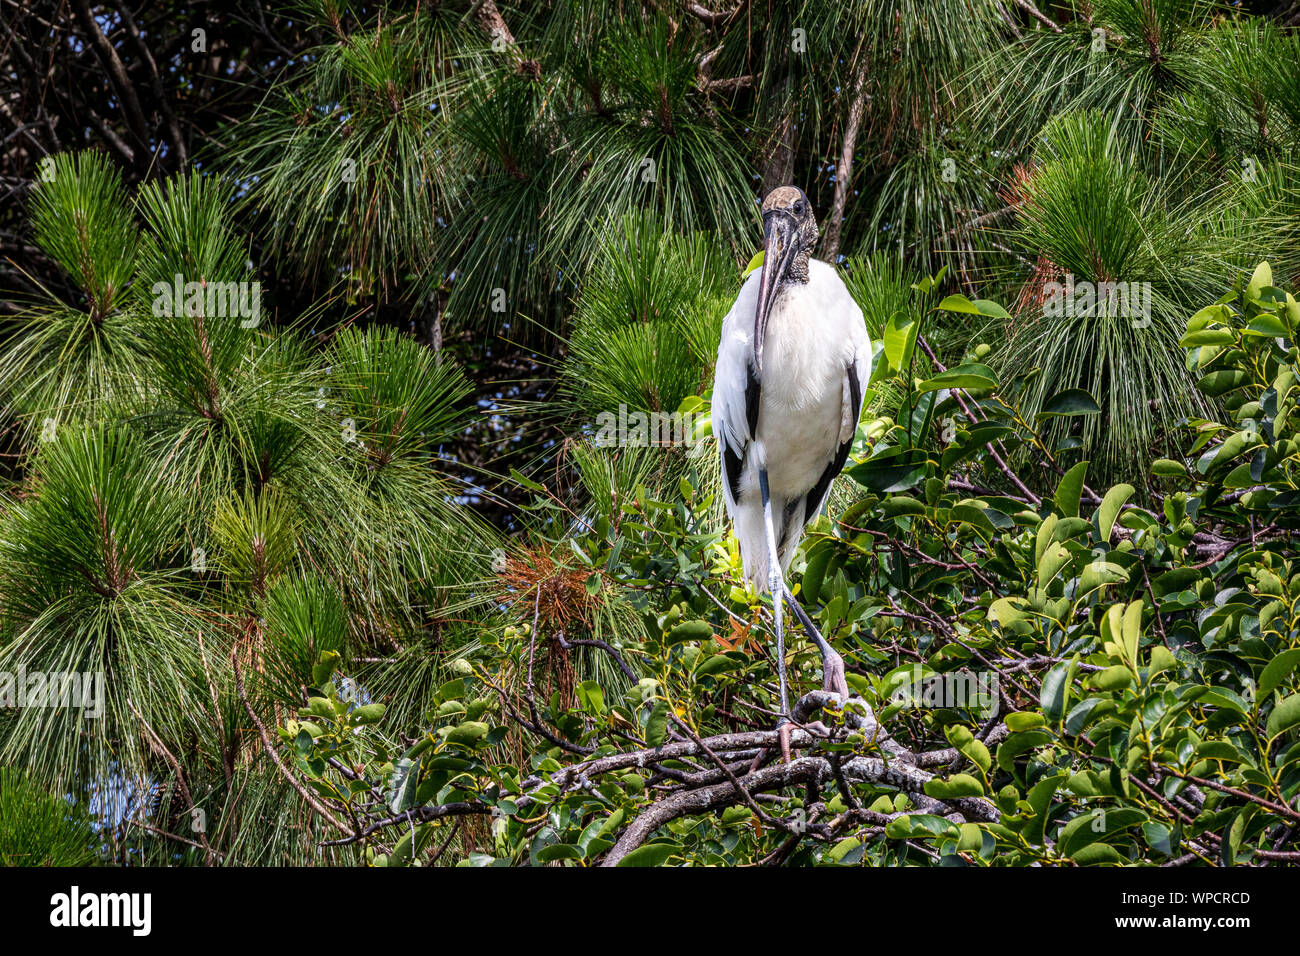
753;186;818;372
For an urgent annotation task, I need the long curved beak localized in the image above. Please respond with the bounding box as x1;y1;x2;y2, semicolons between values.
753;211;798;373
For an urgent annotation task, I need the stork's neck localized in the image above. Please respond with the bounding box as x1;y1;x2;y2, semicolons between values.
786;247;812;284
787;215;818;282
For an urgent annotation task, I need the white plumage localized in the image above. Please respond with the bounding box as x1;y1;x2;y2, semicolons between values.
713;259;871;589
709;185;870;729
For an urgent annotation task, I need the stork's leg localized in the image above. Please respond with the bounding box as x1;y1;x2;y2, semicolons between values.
782;583;850;699
758;469;793;762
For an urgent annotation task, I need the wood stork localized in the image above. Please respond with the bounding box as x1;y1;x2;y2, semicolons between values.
711;186;871;747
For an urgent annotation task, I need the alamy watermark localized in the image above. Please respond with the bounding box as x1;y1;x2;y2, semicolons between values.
594;404;707;458
150;274;262;328
50;886;150;936
0;667;105;718
1043;273;1152;329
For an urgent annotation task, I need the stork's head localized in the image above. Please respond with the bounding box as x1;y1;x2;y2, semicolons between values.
753;186;819;372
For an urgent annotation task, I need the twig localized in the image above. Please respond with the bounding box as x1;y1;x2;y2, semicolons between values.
231;651;354;839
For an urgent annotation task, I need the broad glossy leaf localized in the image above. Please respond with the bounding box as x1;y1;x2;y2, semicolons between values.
1038;388;1101;419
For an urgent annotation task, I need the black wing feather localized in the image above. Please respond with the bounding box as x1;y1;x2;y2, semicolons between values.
802;358;862;522
723;362;762;504
744;362;761;440
723;443;745;504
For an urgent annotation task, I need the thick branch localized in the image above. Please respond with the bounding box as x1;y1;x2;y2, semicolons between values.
600;752;998;865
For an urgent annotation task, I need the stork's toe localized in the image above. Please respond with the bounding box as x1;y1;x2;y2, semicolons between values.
822;649;850;699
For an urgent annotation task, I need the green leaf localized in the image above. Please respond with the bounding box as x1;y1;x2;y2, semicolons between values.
1142;822;1176;857
1266;693;1300;739
1221;806;1254;866
666;620;712;644
1179;328;1236;347
1040;661;1074;721
1025;776;1063;845
1090;665;1132;691
936;294;981;314
800;541;834;602
990;597;1029;628
1038;388;1101;419
917;363;998;393
1259;649;1300;700
1197;370;1249;397
1151;458;1189;478
387;757;421;814
826;837;861;863
956;823;983;852
696;654;738;677
879;495;927;518
924;773;984;798
597;808;626;840
1054;461;1089;518
645;700;670;746
882;311;918;374
576;680;605;715
1058;808;1147;858
911;267;948;294
1246;313;1289;337
351;702;385;725
961;739;992;774
936;294;1010;319
1005;712;1047;732
885;814;960;840
848;453;928;493
616;842;680;867
1073;843;1121;865
1079;563;1127;604
509;468;545;493
535;843;583;863
1096;484;1133;541
1036;542;1071;586
389;826;420;867
1246;262;1272;301
444;721;490;746
971;299;1011;319
1148;645;1177;677
997;729;1056;771
1122;600;1142;665
312;651;341;686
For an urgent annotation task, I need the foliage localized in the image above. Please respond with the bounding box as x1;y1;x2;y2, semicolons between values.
226;7;473;302
0;153;499;864
560;212;734;422
272;266;1300;866
0;768;98;866
4;0;1300;871
995;111;1220;487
